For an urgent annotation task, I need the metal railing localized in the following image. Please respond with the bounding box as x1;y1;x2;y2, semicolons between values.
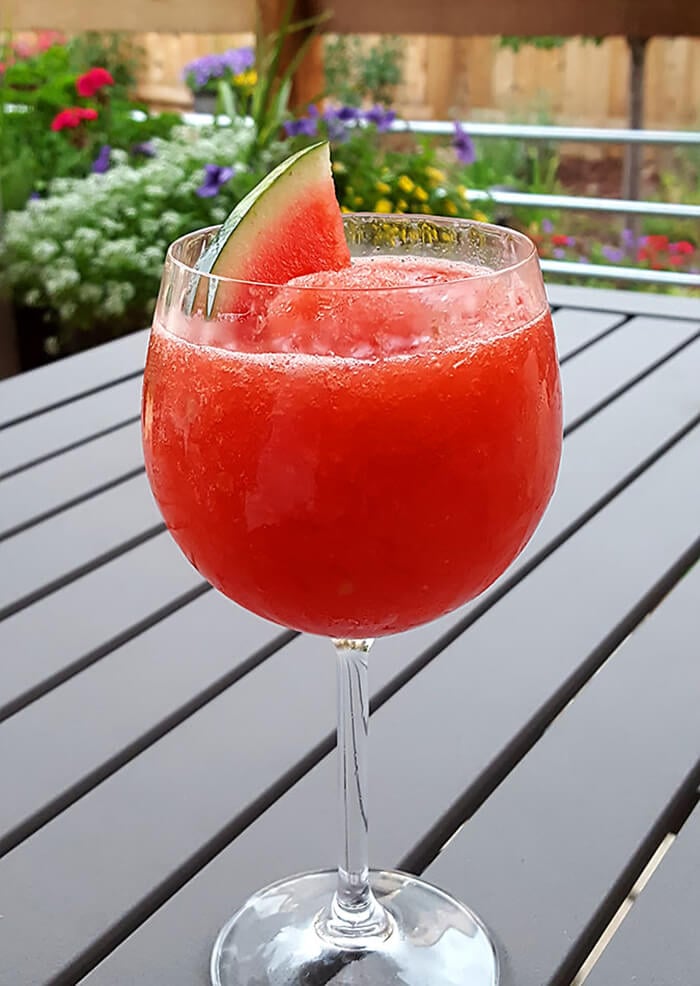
397;120;700;146
393;119;700;290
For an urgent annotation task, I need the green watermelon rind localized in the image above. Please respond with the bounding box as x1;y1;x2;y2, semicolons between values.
187;140;331;318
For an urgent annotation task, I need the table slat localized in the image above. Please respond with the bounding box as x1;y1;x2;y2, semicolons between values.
0;330;147;429
0;421;142;539
2;418;697;986
584;805;700;986
546;284;700;321
0;591;292;855
425;563;700;986
558;316;698;431
551;308;625;360
0;476;162;619
0;376;142;479
0;532;203;721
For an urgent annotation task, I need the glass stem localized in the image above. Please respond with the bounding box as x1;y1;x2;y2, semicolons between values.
320;638;391;945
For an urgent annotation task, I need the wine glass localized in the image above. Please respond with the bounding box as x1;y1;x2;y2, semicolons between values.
142;214;563;986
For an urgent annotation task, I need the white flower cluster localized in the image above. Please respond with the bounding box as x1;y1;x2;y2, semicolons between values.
1;121;257;338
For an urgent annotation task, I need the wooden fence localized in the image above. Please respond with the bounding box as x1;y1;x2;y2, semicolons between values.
132;33;700;131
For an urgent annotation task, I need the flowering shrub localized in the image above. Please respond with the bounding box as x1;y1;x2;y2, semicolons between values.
282;107;492;222
0;122;273;352
1;36;180;210
533;220;698;275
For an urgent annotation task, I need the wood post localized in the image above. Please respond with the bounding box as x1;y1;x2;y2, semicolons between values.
622;36;649;250
258;0;325;110
425;37;457;119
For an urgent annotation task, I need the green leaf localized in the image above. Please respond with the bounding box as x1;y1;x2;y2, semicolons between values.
216;79;237;121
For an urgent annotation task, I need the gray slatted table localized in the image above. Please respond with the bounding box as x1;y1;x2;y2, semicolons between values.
0;284;698;986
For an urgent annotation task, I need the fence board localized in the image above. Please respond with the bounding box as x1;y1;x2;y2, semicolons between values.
127;33;700;131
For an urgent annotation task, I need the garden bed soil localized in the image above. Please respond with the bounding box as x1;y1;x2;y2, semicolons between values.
556;154;660;199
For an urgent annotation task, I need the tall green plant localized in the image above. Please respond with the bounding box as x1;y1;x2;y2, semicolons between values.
250;0;330;151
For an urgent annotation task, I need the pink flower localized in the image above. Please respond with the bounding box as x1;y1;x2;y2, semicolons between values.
671;241;695;256
76;67;115;98
50;107;99;131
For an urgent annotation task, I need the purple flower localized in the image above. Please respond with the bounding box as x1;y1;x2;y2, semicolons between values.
553;247;566;259
322;106;352;142
184;54;225;89
336;105;360;122
601;245;624;264
183;47;254;90
364;104;397;132
222;46;255;76
92;145;111;174
321;105;361;141
326;118;349;142
453;121;476;166
283;105;319;138
132;140;156;158
29;191;42;201
621;226;635;250
541;218;553;234
196;163;234;198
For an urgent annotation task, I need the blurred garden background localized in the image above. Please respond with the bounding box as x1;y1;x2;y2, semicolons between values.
1;14;698;373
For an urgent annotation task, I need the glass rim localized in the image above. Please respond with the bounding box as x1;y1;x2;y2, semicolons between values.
166;214;539;293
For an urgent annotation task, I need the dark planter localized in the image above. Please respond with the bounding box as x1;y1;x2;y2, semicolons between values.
12;304;60;373
193;92;218;115
11;304;143;375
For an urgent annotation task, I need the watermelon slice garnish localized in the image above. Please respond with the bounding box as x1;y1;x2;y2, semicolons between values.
190;141;350;318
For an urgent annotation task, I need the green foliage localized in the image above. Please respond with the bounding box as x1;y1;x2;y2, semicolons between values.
499;36;603;53
499;36;566;53
324;35;404;107
66;32;144;97
2;43;79;110
643;144;700;243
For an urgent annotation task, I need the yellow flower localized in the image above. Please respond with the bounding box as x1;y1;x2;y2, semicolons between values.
374;198;393;213
473;210;489;223
332;161;346;174
424;166;446;185
413;186;429;202
341;205;352;213
445;199;458;215
234;69;257;88
457;184;469;200
397;198;408;211
374;180;391;194
421;204;433;214
397;175;415;194
353;195;364;207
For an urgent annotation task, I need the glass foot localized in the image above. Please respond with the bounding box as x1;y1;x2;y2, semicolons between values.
211;869;499;986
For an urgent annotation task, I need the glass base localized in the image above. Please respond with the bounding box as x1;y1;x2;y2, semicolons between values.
211;869;499;986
